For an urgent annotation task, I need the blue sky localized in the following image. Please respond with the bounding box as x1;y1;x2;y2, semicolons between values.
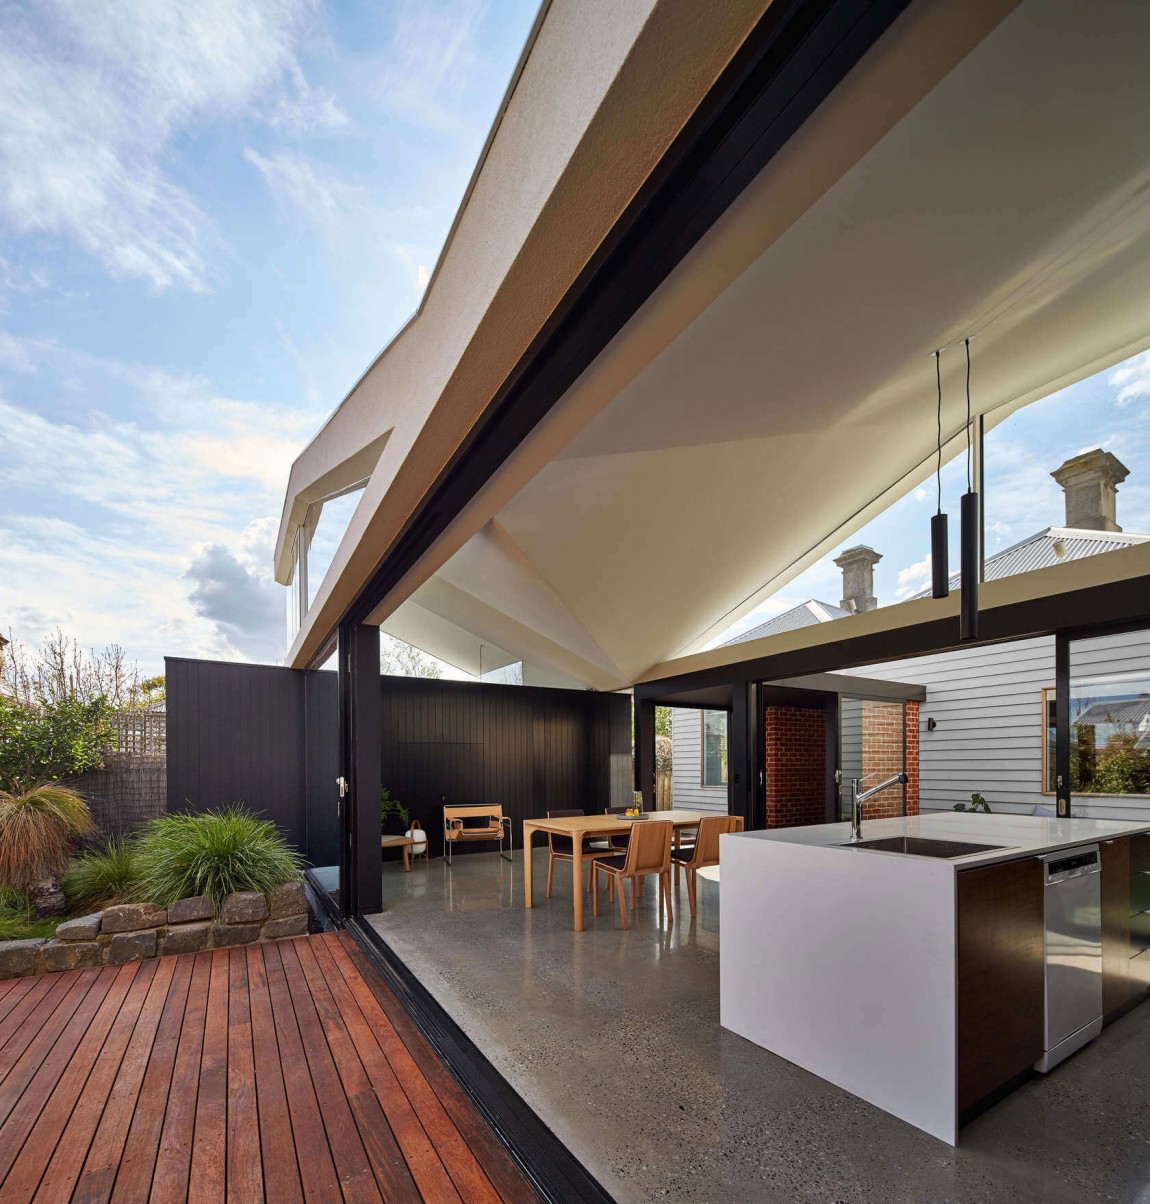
0;0;538;674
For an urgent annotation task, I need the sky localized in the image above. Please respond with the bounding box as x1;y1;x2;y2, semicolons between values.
0;0;539;676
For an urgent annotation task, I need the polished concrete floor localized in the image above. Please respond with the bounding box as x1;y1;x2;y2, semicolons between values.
367;849;1150;1204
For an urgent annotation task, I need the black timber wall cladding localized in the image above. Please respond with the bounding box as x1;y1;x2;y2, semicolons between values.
165;657;306;849
379;675;632;856
167;656;633;862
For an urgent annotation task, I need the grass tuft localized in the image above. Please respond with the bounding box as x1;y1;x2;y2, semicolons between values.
133;806;304;912
61;838;141;913
0;783;95;892
0;887;59;940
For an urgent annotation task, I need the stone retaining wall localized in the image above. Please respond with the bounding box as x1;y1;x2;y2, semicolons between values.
0;882;311;979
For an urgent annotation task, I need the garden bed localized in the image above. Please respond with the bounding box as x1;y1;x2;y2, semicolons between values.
0;881;312;978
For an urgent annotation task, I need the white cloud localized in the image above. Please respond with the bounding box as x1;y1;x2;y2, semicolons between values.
894;554;933;600
0;356;322;670
377;0;486;134
0;0;336;292
244;147;372;242
0;332;43;375
1108;349;1150;406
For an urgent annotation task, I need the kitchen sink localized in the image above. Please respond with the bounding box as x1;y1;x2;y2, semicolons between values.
837;836;1010;858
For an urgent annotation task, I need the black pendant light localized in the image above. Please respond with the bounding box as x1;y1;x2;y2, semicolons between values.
930;349;949;598
959;337;979;640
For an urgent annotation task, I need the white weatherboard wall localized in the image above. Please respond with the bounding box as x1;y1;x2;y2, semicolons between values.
669;708;728;813
847;627;1150;822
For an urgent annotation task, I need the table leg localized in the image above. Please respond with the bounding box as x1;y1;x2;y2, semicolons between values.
573;840;584;932
404;845;410;873
523;824;535;908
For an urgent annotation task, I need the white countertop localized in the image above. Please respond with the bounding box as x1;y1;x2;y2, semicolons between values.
729;811;1150;868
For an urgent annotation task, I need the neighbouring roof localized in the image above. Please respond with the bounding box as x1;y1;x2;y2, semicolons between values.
723;526;1150;649
722;599;851;646
1074;697;1150;728
911;527;1150;599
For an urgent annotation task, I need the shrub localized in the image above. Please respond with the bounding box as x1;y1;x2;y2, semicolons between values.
0;694;113;787
0;782;95;892
62;838;141;912
133;807;304;911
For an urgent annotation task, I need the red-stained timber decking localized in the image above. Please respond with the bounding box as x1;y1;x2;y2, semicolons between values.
0;932;539;1203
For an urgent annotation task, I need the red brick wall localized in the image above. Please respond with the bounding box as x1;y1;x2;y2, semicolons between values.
905;701;920;816
857;701;919;818
765;707;826;828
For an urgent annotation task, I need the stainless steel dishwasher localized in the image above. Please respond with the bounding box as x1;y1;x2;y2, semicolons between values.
1035;844;1103;1073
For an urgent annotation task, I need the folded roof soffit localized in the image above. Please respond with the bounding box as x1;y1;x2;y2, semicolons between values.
278;0;769;640
380;599;517;678
405;573;627;691
337;0;1017;672
425;0;1150;682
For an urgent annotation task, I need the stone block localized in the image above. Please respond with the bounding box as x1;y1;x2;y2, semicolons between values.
107;930;157;964
266;881;306;919
211;922;261;948
167;895;214;924
56;912;102;941
0;938;46;978
261;914;308;940
159;921;211;956
31;878;66;917
102;903;166;934
220;892;267;924
38;939;102;972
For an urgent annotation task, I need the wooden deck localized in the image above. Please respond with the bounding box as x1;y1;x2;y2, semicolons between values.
0;932;540;1203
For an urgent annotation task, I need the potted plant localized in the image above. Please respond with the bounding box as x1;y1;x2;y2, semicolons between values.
952;792;991;814
380;787;411;833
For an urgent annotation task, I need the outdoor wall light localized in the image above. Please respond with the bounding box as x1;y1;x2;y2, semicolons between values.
926;717;938;731
931;349;950;599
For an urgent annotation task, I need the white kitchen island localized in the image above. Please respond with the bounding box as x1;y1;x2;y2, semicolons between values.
720;812;1150;1144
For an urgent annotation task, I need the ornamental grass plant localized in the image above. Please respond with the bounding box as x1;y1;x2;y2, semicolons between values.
61;838;142;913
132;807;304;912
0;782;95;893
0;888;58;940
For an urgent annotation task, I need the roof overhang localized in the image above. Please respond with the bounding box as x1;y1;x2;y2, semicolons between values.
278;0;1150;689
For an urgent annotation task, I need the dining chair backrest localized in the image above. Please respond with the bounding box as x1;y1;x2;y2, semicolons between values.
547;808;584;855
623;820;672;877
692;815;742;867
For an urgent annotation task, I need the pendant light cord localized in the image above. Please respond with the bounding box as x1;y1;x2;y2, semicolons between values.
965;337;973;492
935;349;943;514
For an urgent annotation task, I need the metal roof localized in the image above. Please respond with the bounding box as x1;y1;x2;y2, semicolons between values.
910;527;1150;599
1074;697;1150;728
722;599;851;646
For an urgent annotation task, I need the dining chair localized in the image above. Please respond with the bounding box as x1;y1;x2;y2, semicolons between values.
603;806;632;853
592;819;673;929
671;815;743;918
546;809;615;898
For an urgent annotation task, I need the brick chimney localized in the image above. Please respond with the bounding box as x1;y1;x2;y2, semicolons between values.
834;545;882;613
1050;449;1129;532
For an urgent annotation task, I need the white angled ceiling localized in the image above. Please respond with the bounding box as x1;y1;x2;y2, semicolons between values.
374;0;1150;685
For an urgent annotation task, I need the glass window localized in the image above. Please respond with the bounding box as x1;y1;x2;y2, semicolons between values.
702;710;728;787
1044;674;1150;797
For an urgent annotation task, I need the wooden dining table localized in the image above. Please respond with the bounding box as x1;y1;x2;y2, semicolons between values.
522;810;715;931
